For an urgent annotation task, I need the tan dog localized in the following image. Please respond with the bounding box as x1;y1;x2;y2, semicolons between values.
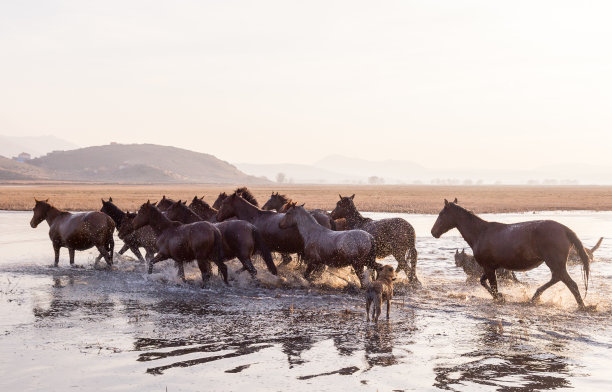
366;264;396;322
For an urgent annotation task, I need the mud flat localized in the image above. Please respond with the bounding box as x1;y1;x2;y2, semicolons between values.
1;210;611;391
1;184;612;213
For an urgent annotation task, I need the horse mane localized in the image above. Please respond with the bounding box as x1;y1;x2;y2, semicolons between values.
274;193;289;204
234;187;259;206
192;197;211;209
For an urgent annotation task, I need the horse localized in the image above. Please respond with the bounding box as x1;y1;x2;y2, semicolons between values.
100;197;157;262
331;194;419;282
212;187;259;210
278;205;380;287
431;198;590;308
189;196;218;222
155;195;175;212
263;192;336;230
165;200;278;276
216;192;304;265
30;199;115;267
131;201;227;285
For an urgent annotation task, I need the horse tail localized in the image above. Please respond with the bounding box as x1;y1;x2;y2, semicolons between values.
253;227;277;275
213;227;224;264
591;237;603;253
565;227;590;296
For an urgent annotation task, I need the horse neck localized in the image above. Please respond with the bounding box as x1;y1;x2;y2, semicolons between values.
147;209;173;235
45;205;66;225
293;211;324;243
344;205;369;228
453;208;488;247
232;197;263;220
105;204;125;226
192;203;216;220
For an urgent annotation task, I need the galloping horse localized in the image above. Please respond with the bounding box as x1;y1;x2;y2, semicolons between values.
213;187;259;210
189;196;218;222
131;201;227;285
216;192;304;265
431;199;590;308
165;200;278;276
31;199;115;267
331;194;419;282
155;195;175;212
262;192;335;229
279;205;380;287
100;197;156;262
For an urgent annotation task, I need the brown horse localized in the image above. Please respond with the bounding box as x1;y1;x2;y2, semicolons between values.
31;199;115;267
264;193;336;230
189;196;218;222
165;200;278;276
100;197;157;262
431;199;590;308
155;195;175;212
331;194;419;282
216;192;304;263
212;187;259;210
131;201;227;285
279;205;380;287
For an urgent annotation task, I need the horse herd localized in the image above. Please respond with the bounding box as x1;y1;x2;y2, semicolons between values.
30;188;595;309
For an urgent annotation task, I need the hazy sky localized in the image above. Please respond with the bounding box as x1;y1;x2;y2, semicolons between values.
1;1;611;169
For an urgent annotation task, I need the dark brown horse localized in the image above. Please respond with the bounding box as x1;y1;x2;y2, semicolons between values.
431;199;590;308
100;197;157;262
131;201;227;285
216;192;304;263
31;199;115;267
263;192;335;229
212;187;259;210
331;194;419;282
155;195;175;212
279;205;380;287
189;196;218;222
165;200;278;276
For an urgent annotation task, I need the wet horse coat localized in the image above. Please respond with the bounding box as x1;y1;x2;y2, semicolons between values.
31;199;115;267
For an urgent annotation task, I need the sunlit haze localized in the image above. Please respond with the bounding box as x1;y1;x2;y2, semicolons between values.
1;1;611;172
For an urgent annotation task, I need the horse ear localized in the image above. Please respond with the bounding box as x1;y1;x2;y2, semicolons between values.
182;201;186;205
338;194;342;199
455;249;458;254
45;198;49;202
147;199;151;205
444;199;449;206
350;194;355;200
34;197;38;203
200;195;204;200
193;196;198;202
453;198;458;203
109;197;113;202
300;203;305;207
461;248;465;254
101;198;105;203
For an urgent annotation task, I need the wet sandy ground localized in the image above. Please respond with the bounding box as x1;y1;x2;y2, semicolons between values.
1;210;611;391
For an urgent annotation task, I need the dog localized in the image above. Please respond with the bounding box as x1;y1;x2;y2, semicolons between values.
365;264;396;322
568;237;603;265
454;249;521;284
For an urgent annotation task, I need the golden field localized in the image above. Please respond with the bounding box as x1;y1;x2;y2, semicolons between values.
2;184;612;214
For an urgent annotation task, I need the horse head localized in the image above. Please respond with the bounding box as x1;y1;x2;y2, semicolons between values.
30;198;51;228
330;194;355;220
431;198;458;238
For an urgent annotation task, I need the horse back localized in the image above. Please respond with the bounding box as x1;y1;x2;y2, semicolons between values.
53;212;114;249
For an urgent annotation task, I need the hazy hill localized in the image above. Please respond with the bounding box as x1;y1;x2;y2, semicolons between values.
0;156;51;180
235;162;362;184
27;143;267;184
0;135;79;158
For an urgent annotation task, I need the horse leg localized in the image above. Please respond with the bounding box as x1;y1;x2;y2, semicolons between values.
303;262;316;280
196;259;212;284
107;237;114;265
409;247;419;283
480;268;503;301
386;298;391;319
353;264;367;288
69;248;75;266
237;256;257;277
145;248;155;262
118;243;130;255
559;271;585;309
176;262;186;282
366;298;371;321
130;246;146;263
53;243;61;266
393;250;410;278
531;276;560;303
148;253;169;274
215;260;229;285
95;245;112;268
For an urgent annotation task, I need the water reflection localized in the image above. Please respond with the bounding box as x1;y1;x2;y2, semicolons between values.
433;321;572;391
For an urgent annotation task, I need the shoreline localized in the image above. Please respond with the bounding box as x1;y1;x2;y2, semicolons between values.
2;184;612;214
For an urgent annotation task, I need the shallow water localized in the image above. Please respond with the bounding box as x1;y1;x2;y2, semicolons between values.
1;210;610;391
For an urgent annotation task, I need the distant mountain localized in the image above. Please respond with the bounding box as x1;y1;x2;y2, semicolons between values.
26;143;267;184
0;156;51;180
235;163;361;184
0;135;79;158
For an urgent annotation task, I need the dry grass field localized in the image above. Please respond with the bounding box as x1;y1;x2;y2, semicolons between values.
2;183;612;214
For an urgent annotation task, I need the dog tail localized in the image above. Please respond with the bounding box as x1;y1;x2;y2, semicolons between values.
591;237;603;253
